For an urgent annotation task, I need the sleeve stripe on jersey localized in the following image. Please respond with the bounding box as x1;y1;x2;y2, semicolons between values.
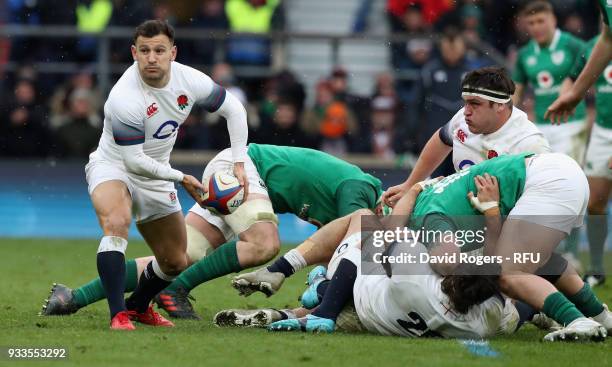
111;117;145;146
114;135;145;146
438;121;453;146
202;83;227;112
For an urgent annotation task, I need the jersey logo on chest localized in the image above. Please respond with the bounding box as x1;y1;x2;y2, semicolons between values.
537;71;554;89
146;102;159;118
456;129;468;143
551;50;565;65
177;94;189;110
153;120;179;140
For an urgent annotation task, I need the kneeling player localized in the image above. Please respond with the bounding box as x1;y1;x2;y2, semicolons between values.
40;144;384;319
232;153;612;341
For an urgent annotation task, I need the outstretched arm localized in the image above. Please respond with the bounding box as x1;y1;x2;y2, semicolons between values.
546;26;612;122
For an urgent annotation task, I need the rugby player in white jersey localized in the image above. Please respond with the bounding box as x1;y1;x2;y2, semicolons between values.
383;66;550;205
86;20;248;330
230;67;550;297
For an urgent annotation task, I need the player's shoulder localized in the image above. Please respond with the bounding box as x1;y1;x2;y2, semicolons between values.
560;31;586;48
516;41;535;58
507;107;543;134
448;108;465;128
105;65;146;122
169;61;215;97
587;35;599;48
171;61;210;84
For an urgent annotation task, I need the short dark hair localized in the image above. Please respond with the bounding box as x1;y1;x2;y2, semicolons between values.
439;26;463;44
520;0;554;17
441;263;501;314
133;20;175;45
461;66;515;105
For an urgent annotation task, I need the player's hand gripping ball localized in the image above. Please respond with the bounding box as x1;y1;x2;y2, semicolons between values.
201;171;245;215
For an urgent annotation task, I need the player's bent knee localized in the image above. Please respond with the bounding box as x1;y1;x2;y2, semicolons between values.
152;259;182;281
587;200;608;215
225;199;278;234
157;256;188;276
248;232;280;262
100;214;131;237
185;223;214;264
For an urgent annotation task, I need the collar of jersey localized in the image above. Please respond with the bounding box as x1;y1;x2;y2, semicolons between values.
483;106;525;140
534;29;561;54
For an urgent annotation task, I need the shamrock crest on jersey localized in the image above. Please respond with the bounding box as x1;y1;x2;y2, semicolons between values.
551;50;565;65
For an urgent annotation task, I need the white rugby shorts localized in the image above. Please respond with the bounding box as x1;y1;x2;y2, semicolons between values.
537;121;587;165
509;153;589;234
188;148;271;240
85;155;181;224
584;124;612;179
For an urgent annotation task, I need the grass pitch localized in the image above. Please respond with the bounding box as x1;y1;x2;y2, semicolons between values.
0;238;610;367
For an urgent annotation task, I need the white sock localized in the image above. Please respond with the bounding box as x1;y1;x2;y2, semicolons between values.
284;249;307;273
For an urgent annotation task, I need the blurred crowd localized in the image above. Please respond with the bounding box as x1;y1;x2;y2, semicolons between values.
0;0;602;160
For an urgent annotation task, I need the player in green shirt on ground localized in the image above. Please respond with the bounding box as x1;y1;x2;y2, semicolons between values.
40;144;384;320
230;153;612;341
511;0;586;265
567;34;612;287
547;0;612;123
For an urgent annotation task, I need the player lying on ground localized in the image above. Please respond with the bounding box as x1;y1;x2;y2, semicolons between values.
234;153;612;341
217;179;531;338
268;212;521;339
41;144;385;320
83;19;249;330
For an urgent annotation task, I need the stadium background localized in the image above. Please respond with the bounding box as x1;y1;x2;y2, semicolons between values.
0;0;608;246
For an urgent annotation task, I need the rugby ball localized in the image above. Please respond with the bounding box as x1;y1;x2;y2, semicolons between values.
201;171;244;215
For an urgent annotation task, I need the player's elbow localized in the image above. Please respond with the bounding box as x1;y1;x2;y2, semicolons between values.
122;154;146;176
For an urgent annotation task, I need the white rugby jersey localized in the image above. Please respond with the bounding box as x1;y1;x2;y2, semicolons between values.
92;61;246;179
440;107;551;171
353;244;518;339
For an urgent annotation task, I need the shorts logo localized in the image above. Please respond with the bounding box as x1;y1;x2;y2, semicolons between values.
456;129;467;143
146;102;158;118
169;192;177;203
153;120;179;139
487;150;498;159
258;179;267;190
336;242;349;255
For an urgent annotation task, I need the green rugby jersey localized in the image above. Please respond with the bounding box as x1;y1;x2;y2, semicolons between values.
409;153;530;251
247;144;383;227
598;0;612;27
513;30;587;124
570;36;612;128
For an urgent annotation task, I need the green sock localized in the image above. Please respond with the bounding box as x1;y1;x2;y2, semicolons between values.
542;292;584;326
567;283;604;317
586;214;607;273
73;259;138;308
561;228;580;257
167;240;242;292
